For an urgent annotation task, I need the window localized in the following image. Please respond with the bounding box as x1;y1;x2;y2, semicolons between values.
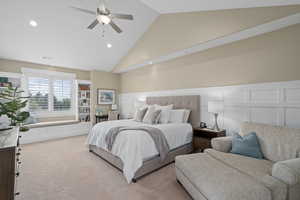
23;68;75;117
53;80;72;111
28;77;49;111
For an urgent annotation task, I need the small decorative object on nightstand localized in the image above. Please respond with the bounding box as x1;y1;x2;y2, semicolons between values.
193;127;226;152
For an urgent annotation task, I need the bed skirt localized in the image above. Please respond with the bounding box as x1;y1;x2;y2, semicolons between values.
89;143;193;182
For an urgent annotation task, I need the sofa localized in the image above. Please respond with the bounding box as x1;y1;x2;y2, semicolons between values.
175;122;300;200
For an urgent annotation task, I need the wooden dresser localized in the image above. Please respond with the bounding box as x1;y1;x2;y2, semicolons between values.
0;128;21;200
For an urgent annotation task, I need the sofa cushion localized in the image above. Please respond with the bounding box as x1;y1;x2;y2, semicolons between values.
272;158;300;186
230;132;263;159
240;122;300;162
205;149;273;179
205;149;287;200
176;153;273;200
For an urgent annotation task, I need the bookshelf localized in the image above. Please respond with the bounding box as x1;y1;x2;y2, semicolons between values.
78;83;91;122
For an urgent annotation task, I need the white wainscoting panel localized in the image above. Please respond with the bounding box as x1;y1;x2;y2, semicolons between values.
119;80;300;135
285;108;300;129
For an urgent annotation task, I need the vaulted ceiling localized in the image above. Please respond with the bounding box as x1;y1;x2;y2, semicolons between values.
0;0;299;72
141;0;300;13
0;0;158;71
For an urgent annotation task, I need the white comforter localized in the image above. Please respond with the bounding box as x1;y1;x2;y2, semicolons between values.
87;120;193;183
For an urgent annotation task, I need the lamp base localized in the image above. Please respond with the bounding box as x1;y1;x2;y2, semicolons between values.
212;113;220;131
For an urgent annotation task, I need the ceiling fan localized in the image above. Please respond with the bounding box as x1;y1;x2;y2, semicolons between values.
71;0;134;34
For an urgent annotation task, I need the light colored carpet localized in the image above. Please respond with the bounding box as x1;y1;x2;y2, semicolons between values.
18;136;191;200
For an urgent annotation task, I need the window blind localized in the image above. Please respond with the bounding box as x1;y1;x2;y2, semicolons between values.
28;77;49;111
53;80;72;111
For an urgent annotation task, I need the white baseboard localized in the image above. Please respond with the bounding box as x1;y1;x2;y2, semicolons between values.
20;122;92;144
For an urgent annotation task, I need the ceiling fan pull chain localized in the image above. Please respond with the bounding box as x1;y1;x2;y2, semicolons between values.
102;24;105;37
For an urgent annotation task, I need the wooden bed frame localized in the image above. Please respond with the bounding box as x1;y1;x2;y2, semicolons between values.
89;95;200;182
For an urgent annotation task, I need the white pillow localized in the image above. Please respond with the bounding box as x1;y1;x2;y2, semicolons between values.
154;104;174;124
169;109;186;123
183;109;191;123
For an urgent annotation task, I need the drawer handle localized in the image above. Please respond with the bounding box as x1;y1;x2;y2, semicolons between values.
18;161;22;164
16;152;21;156
16;172;20;177
18;147;22;151
15;192;20;196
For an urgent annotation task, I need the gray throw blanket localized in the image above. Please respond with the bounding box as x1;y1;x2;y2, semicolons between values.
105;126;170;161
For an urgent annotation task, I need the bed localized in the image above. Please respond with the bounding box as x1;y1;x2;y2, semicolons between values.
87;95;200;183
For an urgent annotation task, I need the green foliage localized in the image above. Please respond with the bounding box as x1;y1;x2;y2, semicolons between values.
0;86;30;129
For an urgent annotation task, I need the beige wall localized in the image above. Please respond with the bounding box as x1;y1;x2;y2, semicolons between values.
90;70;120;123
0;59;90;80
114;5;300;72
120;24;300;93
0;59;91;122
0;59;120;123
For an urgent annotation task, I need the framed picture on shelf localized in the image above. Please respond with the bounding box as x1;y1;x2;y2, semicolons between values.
0;76;20;88
97;89;115;105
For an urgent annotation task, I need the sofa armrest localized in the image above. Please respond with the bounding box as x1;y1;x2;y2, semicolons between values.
211;136;232;153
272;158;300;186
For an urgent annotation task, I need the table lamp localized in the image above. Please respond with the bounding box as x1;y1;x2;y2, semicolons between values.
208;101;224;131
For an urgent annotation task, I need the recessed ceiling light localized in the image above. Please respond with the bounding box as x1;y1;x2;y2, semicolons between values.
107;43;112;48
148;61;153;65
29;20;38;27
41;56;52;60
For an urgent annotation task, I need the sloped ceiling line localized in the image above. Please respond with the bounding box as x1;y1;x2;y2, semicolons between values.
114;13;300;73
141;0;300;13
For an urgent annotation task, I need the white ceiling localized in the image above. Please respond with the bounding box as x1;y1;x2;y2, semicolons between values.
141;0;300;13
0;0;158;71
1;0;300;72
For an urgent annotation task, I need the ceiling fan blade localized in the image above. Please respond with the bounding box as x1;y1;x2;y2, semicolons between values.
109;21;122;33
70;6;95;15
87;19;99;29
110;13;133;20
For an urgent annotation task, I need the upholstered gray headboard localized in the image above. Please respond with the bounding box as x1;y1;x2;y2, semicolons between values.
146;95;200;127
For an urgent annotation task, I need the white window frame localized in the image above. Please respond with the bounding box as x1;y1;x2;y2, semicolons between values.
22;68;76;118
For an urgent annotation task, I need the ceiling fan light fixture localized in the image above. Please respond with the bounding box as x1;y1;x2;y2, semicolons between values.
29;20;38;27
97;15;111;24
107;43;112;48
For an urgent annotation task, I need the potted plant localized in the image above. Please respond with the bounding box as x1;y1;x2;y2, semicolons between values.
0;86;30;133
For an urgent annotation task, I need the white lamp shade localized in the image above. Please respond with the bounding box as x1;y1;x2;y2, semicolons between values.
208;101;224;113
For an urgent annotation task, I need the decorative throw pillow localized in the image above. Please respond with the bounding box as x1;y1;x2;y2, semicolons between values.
133;107;148;122
183;109;191;123
230;132;264;159
143;106;161;124
154;104;174;124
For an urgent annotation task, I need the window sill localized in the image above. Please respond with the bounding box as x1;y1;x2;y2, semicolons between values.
27;120;80;129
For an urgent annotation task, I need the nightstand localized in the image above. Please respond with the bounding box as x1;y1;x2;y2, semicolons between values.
193;127;226;152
